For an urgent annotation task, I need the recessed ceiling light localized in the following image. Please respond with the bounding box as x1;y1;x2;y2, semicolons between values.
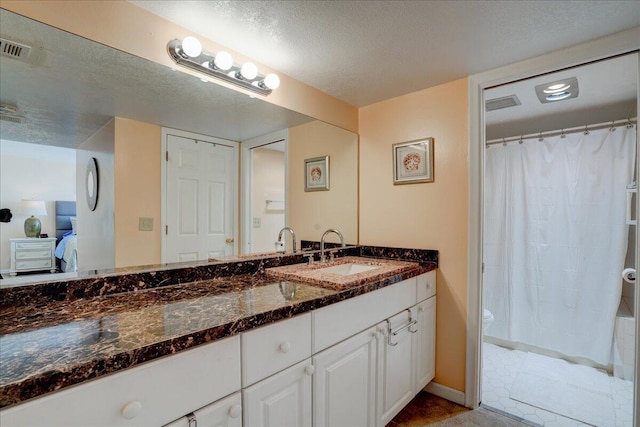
543;83;571;94
535;77;578;104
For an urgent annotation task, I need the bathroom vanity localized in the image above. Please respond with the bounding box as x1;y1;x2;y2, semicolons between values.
0;246;437;427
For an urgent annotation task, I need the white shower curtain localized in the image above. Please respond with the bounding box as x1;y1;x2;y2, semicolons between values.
483;125;636;365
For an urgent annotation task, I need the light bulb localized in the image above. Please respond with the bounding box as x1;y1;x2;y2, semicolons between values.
181;36;202;58
263;73;280;90
240;62;258;80
214;51;234;70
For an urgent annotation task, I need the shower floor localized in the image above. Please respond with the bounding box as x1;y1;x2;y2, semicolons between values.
482;342;633;427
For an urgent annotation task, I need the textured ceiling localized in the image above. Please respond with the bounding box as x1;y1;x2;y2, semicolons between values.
129;0;640;107
0;10;312;148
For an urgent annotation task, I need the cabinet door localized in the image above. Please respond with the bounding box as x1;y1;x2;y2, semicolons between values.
243;359;313;427
415;296;436;392
378;311;417;426
313;327;378;427
163;392;242;427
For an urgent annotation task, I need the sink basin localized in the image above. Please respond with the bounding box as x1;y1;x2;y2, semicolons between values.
315;263;380;276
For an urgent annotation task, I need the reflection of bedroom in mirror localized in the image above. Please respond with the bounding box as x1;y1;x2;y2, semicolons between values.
0;140;78;284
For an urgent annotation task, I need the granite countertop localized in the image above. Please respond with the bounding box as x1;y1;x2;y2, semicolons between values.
0;248;437;409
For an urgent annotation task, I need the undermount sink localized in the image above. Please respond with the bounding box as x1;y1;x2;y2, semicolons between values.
315;263;380;276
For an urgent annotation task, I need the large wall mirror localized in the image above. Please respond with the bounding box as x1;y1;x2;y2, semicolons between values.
0;9;358;287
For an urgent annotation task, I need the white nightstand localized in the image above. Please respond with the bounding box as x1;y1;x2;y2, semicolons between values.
9;237;57;276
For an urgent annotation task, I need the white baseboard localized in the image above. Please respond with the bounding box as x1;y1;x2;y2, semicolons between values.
423;381;466;406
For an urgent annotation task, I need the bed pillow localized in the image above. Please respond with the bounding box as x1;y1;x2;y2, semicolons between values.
70;217;77;234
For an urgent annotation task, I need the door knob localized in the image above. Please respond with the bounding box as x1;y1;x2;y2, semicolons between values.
225;238;234;244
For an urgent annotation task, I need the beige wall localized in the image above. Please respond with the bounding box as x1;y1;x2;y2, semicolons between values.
2;1;358;133
114;118;162;268
359;78;469;392
251;147;285;253
76;120;115;271
0;140;76;270
288;121;358;246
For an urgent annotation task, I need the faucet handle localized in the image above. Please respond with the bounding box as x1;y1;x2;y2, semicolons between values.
328;251;335;262
305;254;315;266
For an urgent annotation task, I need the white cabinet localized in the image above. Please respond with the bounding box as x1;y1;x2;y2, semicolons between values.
163;392;242;427
9;237;57;276
243;359;313;427
0;336;241;427
313;327;379;427
415;296;436;391
312;276;416;352
378;309;418;426
241;313;311;387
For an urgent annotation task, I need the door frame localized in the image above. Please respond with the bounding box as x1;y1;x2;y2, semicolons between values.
466;26;640;418
161;127;239;263
239;129;288;255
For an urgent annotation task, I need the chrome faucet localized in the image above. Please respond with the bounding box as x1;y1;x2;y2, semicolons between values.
276;227;297;253
320;228;345;262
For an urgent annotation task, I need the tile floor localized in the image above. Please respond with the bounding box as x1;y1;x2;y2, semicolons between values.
388;391;530;426
482;342;634;427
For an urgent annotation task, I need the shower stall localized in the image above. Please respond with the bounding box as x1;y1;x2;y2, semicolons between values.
483;122;636;367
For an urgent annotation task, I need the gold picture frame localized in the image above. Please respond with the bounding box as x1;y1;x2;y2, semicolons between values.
392;138;434;184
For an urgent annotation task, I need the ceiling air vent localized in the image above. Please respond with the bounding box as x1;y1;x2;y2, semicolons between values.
0;37;32;62
0;104;26;124
485;95;521;112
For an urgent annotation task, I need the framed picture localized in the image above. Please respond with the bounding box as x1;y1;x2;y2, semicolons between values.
304;155;330;191
392;138;434;184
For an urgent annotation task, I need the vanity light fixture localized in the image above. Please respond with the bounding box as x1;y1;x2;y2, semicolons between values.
535;77;578;104
167;37;280;96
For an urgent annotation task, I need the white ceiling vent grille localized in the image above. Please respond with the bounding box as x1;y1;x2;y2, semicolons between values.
0;38;32;61
485;95;521;112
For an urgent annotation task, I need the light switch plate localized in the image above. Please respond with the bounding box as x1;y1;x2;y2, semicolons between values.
139;217;154;231
253;217;261;228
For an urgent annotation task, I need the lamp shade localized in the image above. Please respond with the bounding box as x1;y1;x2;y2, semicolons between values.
20;200;47;216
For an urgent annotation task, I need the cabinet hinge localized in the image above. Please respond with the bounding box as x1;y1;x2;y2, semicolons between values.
165;225;168;235
482;262;485;273
165;151;169;161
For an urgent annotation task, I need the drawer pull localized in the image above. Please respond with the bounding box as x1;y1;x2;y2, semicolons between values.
121;400;143;419
304;365;315;376
278;342;291;353
228;404;242;418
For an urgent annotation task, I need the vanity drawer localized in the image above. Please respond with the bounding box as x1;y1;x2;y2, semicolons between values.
16;259;52;270
15;242;52;250
15;250;52;260
241;313;311;386
0;336;241;427
416;271;436;302
312;277;417;353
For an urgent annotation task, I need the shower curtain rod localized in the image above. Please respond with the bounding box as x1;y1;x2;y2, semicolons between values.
486;117;637;147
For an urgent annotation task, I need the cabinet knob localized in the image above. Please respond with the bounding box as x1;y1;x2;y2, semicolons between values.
305;365;315;376
279;342;291;353
228;404;242;418
121;400;143;419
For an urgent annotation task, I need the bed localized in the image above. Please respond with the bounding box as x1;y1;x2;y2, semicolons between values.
55;201;77;272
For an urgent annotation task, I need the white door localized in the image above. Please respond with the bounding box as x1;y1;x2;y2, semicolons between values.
378;311;417;426
415;297;436;392
166;134;236;262
313;327;378;427
242;359;313;427
162;392;242;427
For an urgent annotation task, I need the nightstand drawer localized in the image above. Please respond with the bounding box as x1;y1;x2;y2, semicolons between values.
16;250;52;260
16;259;52;270
16;242;53;250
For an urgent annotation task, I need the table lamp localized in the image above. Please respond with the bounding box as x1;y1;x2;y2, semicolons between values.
20;200;47;238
